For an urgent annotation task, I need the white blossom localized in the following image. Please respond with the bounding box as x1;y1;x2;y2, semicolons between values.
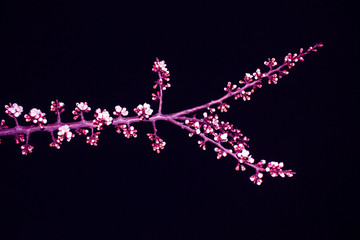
27;108;47;124
220;133;228;141
5;103;23;118
58;125;73;142
143;103;153;116
77;102;91;111
29;108;41;117
114;105;128;116
95;108;113;125
237;149;250;158
135;103;153;119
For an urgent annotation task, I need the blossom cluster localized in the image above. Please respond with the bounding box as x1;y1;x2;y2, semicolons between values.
152;58;170;91
24;108;47;129
113;105;129;117
50;100;65;115
21;144;34;155
86;132;100;146
134;103;153;120
185;107;261;179
115;124;137;138
0;43;323;185
147;133;166;153
49;125;74;149
5;103;23;118
72;102;91;120
93;109;113;130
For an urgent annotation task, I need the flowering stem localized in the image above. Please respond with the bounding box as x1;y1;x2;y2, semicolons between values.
157;71;164;114
167;117;264;171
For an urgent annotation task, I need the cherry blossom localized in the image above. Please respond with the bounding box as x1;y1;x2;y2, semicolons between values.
113;105;129;117
5;103;23;118
72;102;91;120
115;124;137;138
93;108;113;130
24;108;47;129
50;100;65;114
147;133;166;153
21;144;34;155
58;125;74;142
86;132;100;146
134;103;153;120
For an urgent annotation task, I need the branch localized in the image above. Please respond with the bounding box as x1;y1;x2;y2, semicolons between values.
0;43;323;185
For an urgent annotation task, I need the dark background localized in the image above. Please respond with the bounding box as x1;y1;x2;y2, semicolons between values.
0;1;357;239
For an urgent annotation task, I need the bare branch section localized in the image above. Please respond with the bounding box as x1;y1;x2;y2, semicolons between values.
0;43;323;185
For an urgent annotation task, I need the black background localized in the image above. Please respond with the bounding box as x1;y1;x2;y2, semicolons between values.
0;1;358;239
